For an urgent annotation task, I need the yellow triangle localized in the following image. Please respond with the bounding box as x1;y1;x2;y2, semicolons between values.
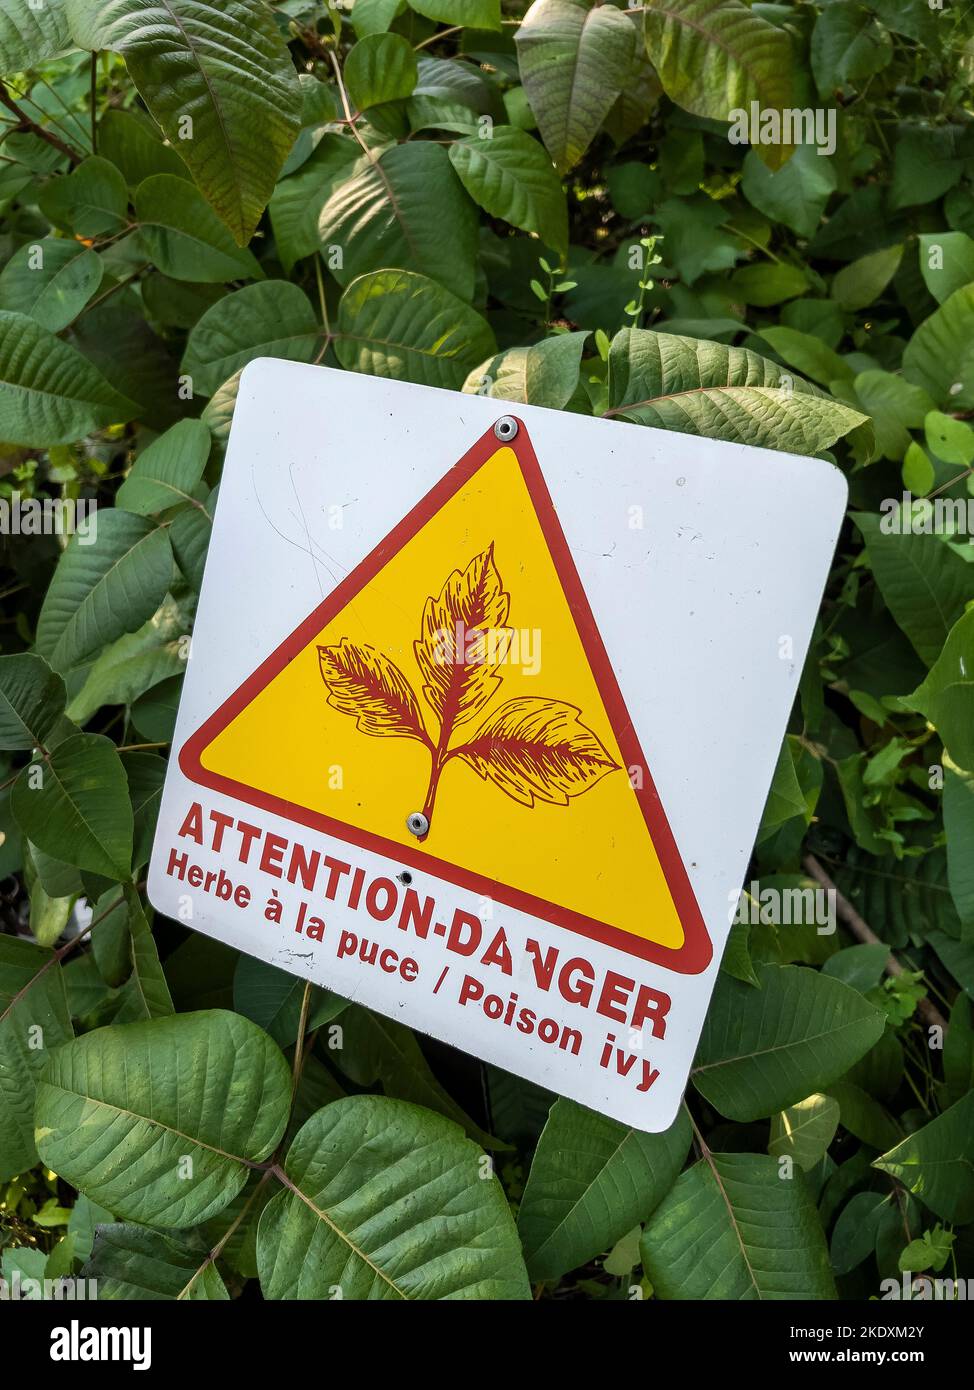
186;437;710;969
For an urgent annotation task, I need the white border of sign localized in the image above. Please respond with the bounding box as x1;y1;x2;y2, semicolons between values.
148;360;847;1131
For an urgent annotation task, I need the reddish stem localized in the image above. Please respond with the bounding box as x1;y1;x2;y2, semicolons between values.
419;746;448;837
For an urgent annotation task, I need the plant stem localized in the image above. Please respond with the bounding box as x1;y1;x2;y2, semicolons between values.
314;255;330;335
419;744;448;833
0;881;144;1026
291;983;313;1102
0;80;81;165
802;853;948;1031
90;53;97;154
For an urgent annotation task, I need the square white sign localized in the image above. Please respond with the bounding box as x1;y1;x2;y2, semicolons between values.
148;359;846;1131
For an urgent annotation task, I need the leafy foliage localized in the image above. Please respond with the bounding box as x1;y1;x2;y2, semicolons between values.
1;0;973;1305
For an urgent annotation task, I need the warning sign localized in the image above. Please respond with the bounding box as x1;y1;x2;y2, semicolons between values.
179;429;709;972
148;360;847;1130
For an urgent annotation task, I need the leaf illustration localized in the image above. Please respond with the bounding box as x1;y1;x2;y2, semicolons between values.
454;697;619;808
316;547;619;829
317;639;429;744
415;544;513;736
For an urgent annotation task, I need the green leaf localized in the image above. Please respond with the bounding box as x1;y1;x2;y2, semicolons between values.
353;0;404;38
38;156;129;238
757;736;806;836
898;1227;954;1275
692;963;886;1121
407;0;500;27
336;269;495;390
903;283;974;409
516;1098;690;1281
0;934;73;1181
874;1092;974;1223
318;142;477;301
181;282;320;397
464;330;588;407
68;0;302;244
652;195;742;286
29;842;82;900
117;419;211;516
97;108;191;187
902;441;935;493
170;486;216;592
740;145;837;239
268;135;361;274
334;1003;498;1148
928;931;974;1000
832;245;903;312
854;513;974;666
233;956;342;1048
853;370;933;462
830;1190;891;1274
827;848;959;949
90;887;133;989
891;126;965;211
35;1010;291;1227
85;1223;228;1299
29;876;72;949
66;595;189;725
0;653;67;752
810;3;892;96
36;510;173;674
346;33;417;110
758;326;852;388
821;942;889;994
515;0;636;175
944;994;974;1107
729;262;808;306
944;766;974;927
906;608;974;770
133;175;262;284
605;328;867;453
448;126;567;257
826;1079;902;1151
918;232;974;307
256;1095;530;1299
768;1094;840;1172
130;673;181;743
125;888;176;1020
640;1153;836;1298
67;1195;115;1265
125;751;166;873
646;0;795;170
0;311;137;446
0;238;103;332
11;733;134;880
925;409;974;466
0;0;72;71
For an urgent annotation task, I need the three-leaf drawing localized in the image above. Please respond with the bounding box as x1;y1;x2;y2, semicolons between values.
317;545;619;833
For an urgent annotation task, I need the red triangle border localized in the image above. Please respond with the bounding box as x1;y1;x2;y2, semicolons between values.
179;419;713;975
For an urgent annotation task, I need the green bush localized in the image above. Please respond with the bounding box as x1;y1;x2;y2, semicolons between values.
0;0;973;1302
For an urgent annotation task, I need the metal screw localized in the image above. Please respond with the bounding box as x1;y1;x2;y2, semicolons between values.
406;812;429;838
494;415;518;441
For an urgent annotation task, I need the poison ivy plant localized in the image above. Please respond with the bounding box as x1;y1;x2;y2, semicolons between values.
0;0;972;1305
